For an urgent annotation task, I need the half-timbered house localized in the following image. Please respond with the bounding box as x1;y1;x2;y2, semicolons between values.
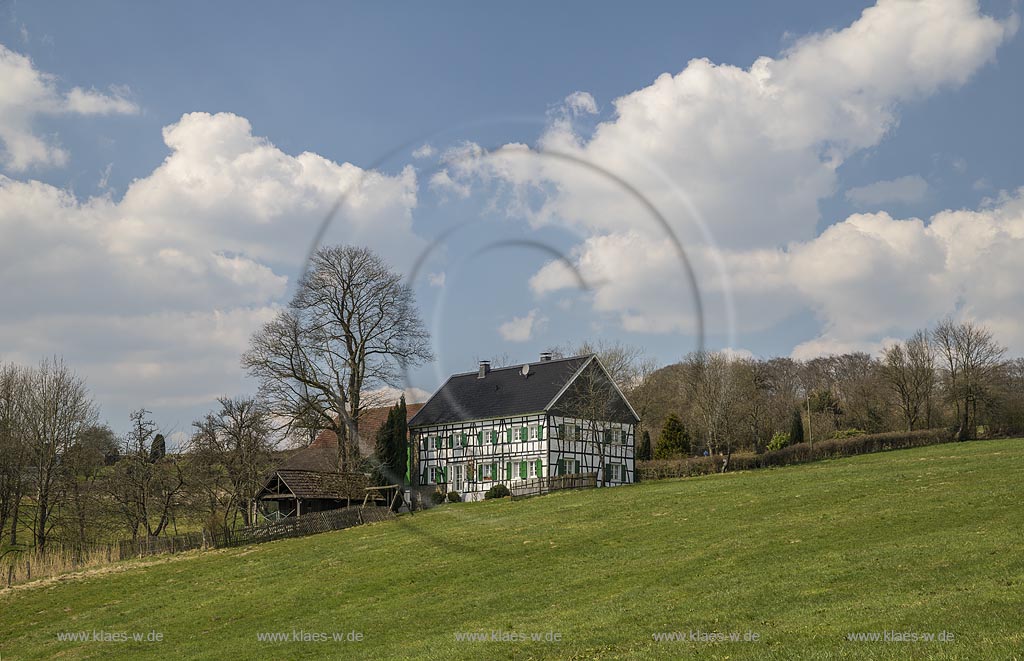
410;353;639;501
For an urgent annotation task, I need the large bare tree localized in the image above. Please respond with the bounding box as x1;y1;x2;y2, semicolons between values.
933;320;1006;440
190;396;276;528
881;330;935;431
21;358;98;551
243;245;432;470
103;409;187;539
0;363;29;545
683;351;740;470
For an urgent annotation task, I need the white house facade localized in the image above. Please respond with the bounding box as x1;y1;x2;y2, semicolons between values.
410;353;639;502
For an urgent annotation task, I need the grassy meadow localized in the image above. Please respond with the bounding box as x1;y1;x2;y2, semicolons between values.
1;438;1022;659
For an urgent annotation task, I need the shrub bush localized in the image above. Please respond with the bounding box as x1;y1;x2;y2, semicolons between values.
832;428;867;439
654;413;690;459
767;431;790;451
637;428;954;481
429;491;446;505
484;483;510;500
446;491;462;503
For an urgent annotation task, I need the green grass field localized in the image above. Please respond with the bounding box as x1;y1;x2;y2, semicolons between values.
1;439;1022;660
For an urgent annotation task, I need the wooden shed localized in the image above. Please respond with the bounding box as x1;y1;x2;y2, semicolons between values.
256;446;371;518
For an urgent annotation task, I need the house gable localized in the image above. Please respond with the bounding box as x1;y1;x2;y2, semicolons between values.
546;355;640;425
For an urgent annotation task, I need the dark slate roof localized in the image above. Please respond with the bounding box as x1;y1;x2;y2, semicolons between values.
276;469;369;500
409;355;591;427
280;446;342;472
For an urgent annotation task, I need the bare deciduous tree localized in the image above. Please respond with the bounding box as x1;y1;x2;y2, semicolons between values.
21;358;98;551
683;351;739;471
190;396;276;528
933;320;1006;440
103;409;187;539
882;330;935;431
243;245;432;470
0;363;29;545
554;357;629;486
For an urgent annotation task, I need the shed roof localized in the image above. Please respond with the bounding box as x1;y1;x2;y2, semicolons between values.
275;469;369;500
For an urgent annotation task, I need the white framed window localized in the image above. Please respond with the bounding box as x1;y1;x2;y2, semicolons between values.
604;463;624;482
529;425;538;441
528;459;538;478
428;466;441;484
561;458;578;475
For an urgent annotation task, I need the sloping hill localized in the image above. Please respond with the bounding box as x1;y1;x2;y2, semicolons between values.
2;439;1022;659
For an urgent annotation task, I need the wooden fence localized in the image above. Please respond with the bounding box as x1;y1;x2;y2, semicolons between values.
118;531;207;560
2;506;397;589
511;472;598;500
206;506;396;549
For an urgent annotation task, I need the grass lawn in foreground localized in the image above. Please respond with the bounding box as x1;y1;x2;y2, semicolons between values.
1;438;1022;659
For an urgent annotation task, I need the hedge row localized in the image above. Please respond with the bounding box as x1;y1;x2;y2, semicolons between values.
637;428;955;481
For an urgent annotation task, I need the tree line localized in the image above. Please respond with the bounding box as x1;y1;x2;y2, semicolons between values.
0;362;280;552
0;245;430;553
629;320;1019;465
3;240;1022;552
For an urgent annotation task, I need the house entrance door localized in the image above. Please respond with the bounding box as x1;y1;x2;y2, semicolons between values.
452;464;465;491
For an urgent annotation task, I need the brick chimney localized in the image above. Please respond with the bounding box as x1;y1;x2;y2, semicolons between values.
478;360;490;379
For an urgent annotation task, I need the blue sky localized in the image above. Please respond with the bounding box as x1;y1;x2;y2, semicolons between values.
2;0;1022;439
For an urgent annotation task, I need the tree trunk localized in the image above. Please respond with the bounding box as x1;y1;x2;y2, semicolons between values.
957;404;969;441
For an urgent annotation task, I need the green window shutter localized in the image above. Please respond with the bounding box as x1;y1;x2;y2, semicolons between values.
558;423;565;439
557;459;565;476
505;462;512;480
535;459;543;478
603;429;611;444
538;426;544;440
434;437;441;450
520;427;527;441
603;464;611;483
519;461;527;479
447;435;453;448
477;465;483;482
490;462;497;481
476;431;482;445
491;431;498;445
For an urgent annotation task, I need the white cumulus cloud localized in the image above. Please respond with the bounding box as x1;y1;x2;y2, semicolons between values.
498;308;548;343
0;111;423;426
440;0;1017;349
0;43;139;171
